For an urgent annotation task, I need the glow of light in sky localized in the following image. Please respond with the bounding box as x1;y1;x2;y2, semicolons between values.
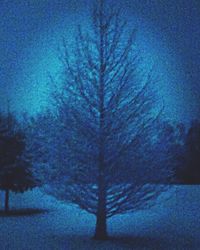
12;11;185;122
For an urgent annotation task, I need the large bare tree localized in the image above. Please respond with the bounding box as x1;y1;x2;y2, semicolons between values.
32;0;172;240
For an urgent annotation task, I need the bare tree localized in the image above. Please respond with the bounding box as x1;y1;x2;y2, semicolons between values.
34;0;172;239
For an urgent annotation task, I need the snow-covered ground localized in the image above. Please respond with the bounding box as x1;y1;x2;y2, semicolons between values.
0;186;199;250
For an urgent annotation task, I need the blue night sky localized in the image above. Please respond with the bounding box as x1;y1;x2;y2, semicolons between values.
0;0;200;123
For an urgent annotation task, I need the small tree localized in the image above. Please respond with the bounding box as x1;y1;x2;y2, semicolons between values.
33;0;173;239
0;113;37;213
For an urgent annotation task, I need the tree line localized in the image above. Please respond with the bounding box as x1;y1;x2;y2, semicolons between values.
0;104;199;234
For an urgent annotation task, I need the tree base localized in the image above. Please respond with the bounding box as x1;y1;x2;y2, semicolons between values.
93;232;109;241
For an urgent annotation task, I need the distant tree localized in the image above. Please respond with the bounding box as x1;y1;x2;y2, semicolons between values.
24;112;67;185
178;120;200;184
151;121;186;184
32;0;173;239
0;113;37;213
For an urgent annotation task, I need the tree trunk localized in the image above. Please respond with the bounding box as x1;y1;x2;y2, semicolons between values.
94;210;107;240
94;174;108;240
94;0;108;241
5;189;9;213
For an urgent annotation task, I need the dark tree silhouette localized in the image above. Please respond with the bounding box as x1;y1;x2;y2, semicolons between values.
178;120;200;184
31;0;173;239
0;113;37;213
152;121;186;184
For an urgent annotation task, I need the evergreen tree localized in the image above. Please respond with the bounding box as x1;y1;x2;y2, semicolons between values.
179;120;200;184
